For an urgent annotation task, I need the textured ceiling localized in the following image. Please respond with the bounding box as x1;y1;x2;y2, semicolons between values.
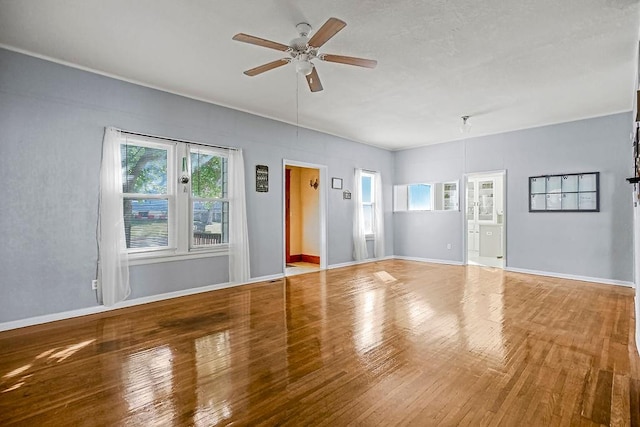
0;0;638;150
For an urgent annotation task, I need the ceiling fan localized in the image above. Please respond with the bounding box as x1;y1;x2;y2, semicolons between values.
232;17;377;92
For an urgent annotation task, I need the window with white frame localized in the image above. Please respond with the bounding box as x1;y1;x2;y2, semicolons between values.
361;171;375;235
408;183;432;210
120;135;229;258
190;146;228;247
393;183;433;211
121;138;173;251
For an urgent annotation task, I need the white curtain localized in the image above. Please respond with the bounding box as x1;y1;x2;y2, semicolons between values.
98;127;131;306
353;169;368;260
228;149;250;283
373;171;385;258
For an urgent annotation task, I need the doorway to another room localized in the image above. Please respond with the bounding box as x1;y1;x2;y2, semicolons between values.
284;161;327;276
465;171;506;269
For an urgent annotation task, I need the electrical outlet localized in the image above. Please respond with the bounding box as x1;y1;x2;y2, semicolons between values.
446;243;452;250
91;280;98;290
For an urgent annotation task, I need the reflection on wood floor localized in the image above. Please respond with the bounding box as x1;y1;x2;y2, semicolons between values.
285;261;320;276
1;260;639;425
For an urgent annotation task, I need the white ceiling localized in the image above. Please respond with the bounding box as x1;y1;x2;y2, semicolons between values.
0;0;638;150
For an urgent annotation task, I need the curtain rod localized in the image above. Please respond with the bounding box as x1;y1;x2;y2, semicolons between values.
358;168;378;174
115;128;239;151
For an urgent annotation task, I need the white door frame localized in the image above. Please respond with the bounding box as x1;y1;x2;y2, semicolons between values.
282;159;328;272
462;170;507;267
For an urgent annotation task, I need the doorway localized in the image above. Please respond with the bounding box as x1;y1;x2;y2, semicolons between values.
465;171;506;269
283;160;328;276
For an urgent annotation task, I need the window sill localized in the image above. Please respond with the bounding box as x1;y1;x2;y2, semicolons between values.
128;246;229;266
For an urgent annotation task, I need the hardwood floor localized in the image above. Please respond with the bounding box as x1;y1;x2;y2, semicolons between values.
1;260;639;426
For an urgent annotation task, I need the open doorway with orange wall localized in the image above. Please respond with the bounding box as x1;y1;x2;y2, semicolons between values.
283;160;327;276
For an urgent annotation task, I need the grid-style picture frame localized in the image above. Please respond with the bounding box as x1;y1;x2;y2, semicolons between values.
529;172;599;212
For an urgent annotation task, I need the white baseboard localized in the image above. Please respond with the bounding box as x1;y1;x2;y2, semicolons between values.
393;256;464;266
4;261;630;333
0;273;284;332
504;267;635;288
243;273;285;284
328;256;394;270
0;305;112;333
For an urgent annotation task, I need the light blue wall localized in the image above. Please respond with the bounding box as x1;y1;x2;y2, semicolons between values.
0;49;394;323
394;113;634;282
1;47;633;325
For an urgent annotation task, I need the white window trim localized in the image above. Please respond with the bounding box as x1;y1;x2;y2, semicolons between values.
121;135;230;264
393;183;435;212
128;245;229;266
186;144;229;250
362;171;376;238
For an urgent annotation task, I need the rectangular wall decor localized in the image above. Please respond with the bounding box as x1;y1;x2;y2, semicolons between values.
256;165;269;192
529;172;599;212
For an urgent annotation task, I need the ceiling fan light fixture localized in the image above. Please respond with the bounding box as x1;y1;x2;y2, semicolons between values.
460;115;471;134
296;60;314;76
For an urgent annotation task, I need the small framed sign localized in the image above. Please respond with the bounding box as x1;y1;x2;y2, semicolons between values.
331;177;343;189
343;190;351;200
256;165;269;192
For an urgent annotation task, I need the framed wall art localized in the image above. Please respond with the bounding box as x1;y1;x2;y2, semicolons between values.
256;165;269;192
529;172;599;212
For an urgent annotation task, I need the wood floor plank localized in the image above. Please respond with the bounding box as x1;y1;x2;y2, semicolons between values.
611;373;631;427
0;260;639;425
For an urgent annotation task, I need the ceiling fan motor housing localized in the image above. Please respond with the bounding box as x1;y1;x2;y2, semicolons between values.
291;22;312;51
291;36;309;51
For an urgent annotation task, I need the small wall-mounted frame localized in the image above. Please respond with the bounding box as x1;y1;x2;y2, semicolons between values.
331;177;343;189
256;165;269;192
343;190;351;200
529;172;599;212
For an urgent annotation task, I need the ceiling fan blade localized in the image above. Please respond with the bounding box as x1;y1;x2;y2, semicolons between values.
320;54;377;69
306;66;323;92
244;59;290;76
232;33;290;51
308;17;346;48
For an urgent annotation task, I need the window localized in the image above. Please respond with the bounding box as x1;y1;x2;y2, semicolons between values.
121;139;173;251
408;184;432;210
190;147;228;246
361;172;374;235
393;183;433;211
354;169;384;260
120;135;229;259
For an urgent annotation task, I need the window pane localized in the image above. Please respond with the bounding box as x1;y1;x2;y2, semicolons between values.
193;200;229;246
361;175;372;203
363;204;373;234
408;184;431;210
121;144;168;194
191;150;227;198
123;199;169;249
